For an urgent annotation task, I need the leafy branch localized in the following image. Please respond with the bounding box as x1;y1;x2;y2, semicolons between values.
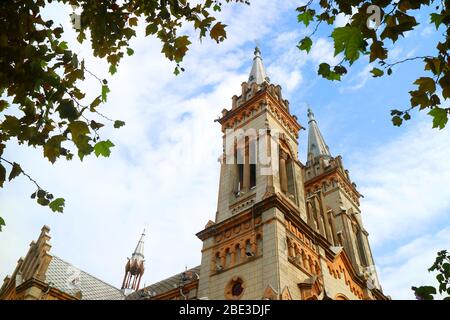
0;0;246;230
295;0;450;129
413;250;450;300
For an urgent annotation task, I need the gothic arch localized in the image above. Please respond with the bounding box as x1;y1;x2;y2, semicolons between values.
334;293;349;300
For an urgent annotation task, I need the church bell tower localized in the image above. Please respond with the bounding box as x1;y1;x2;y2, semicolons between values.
196;48;387;300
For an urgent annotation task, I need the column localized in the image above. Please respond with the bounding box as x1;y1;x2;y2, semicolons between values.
279;150;288;193
243;143;250;191
318;191;333;242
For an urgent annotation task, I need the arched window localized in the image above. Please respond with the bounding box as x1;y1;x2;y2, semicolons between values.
245;240;252;257
235;136;256;193
279;142;296;202
225;248;232;267
215;252;222;270
235;244;241;264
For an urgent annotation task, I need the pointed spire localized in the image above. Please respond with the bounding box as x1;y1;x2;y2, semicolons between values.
122;229;146;291
131;229;145;261
248;47;270;84
307;108;331;159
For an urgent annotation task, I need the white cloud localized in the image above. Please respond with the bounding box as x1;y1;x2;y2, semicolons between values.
310;38;340;66
376;227;450;300
340;64;373;92
350;120;450;248
346;118;450;299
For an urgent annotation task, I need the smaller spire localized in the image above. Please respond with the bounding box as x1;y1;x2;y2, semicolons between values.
121;229;146;291
307;107;331;159
131;229;145;261
248;46;270;84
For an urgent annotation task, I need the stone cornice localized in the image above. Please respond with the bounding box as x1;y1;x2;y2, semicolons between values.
218;89;303;136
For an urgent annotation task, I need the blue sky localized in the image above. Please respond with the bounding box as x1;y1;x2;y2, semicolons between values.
1;1;450;300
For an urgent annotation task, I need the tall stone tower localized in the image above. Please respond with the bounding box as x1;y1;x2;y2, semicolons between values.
196;48;386;300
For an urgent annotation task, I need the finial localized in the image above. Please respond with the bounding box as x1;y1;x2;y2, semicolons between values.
254;46;262;59
307;107;315;122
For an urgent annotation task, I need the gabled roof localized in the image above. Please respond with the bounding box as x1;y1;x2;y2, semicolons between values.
46;256;124;300
128;265;200;299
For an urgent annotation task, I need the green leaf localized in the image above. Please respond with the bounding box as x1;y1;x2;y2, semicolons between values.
127;48;134;56
57;100;78;121
413;286;437;300
59;41;68;50
49;198;65;213
318;63;331;77
0;216;5;231
430;13;444;30
145;24;158;36
392;116;403;127
438;75;450;99
90;120;104;130
297;11;314;27
332;26;365;64
8;162;22;181
109;64;117;75
317;63;340;81
43;135;66;163
369;41;387;62
94;140;115;157
428;107;448;130
414;77;436;94
0;163;5;187
90;96;102;111
37;197;50;206
298;37;312;53
210;22;227;43
114;120;126;128
370;68;384;77
68;121;89;142
102;85;110;102
128;17;138;27
0;100;8;112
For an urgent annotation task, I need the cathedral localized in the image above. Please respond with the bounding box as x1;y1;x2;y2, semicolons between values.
0;48;388;300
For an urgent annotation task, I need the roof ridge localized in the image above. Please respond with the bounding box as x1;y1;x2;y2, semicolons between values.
145;265;201;288
52;255;123;293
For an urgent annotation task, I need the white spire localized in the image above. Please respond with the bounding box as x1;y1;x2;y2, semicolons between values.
248;47;270;84
131;229;145;262
307;108;331;159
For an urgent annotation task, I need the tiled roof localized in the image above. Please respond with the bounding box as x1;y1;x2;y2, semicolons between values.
128;266;200;300
46;256;124;300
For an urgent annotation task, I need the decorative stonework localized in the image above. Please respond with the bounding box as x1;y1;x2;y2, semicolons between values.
262;285;278;300
327;252;365;299
285;220;318;253
229;192;256;214
305;158;361;207
280;286;292;300
219;89;301;140
298;276;323;300
225;277;245;300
